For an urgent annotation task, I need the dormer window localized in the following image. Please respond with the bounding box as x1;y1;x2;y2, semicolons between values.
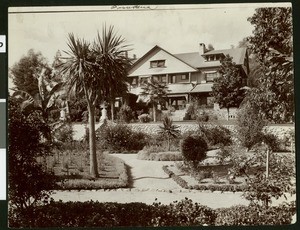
203;53;225;62
150;60;165;68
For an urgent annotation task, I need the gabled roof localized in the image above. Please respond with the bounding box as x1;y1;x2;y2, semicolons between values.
172;47;247;69
128;45;198;76
129;46;248;75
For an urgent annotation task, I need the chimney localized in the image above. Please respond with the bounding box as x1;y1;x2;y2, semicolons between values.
199;43;206;55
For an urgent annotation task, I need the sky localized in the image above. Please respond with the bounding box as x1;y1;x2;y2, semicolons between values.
8;3;291;67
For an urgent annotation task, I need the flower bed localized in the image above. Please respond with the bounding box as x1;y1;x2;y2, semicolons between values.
51;153;130;190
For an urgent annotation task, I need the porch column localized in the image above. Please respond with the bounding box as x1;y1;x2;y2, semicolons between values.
189;72;191;83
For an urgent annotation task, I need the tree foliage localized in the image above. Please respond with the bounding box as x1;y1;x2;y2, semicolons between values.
8;97;56;210
211;55;246;118
236;101;266;151
12;68;63;123
140;78;168;122
10;49;52;96
246;7;293;123
158;115;181;151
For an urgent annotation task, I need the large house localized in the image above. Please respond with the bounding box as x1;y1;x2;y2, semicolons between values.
126;43;249;119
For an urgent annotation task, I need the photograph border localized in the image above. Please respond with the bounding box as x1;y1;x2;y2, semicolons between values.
1;0;299;229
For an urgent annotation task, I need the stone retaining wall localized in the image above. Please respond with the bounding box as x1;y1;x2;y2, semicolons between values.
128;123;294;141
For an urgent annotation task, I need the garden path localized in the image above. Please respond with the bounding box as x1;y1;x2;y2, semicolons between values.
51;153;296;211
114;154;181;190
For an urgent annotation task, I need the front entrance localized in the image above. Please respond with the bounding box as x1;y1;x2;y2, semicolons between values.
167;96;187;110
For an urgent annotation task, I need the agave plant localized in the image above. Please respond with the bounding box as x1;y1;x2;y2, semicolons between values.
158;115;180;151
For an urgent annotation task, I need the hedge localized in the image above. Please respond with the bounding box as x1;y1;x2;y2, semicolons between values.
9;200;296;227
9;199;216;227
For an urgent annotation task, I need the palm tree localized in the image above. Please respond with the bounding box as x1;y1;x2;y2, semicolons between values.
59;27;131;177
140;78;168;122
59;33;101;177
158;115;180;151
92;26;131;121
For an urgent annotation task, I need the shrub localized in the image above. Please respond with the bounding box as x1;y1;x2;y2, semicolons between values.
262;132;280;152
198;124;232;147
101;124;148;152
184;101;199;120
10;199;216;228
138;113;151;123
237;102;266;151
8;97;56;210
52;122;73;144
196;111;209;122
9;200;295;227
138;151;183;161
151;198;217;226
158;115;181;151
117;105;134;123
215;203;296;226
181;134;208;167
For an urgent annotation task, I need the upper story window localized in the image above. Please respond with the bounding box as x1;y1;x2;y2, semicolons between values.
204;54;224;62
206;71;218;82
150;60;166;68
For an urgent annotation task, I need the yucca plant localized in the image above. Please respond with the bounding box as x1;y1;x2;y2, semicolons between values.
59;26;130;178
158;115;180;151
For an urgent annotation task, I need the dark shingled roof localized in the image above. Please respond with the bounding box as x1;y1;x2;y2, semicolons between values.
174;47;247;68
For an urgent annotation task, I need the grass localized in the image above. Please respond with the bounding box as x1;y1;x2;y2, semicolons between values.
42;146;130;190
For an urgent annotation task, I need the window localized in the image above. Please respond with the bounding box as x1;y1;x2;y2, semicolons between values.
206;72;218;82
132;78;137;85
140;77;149;85
150;60;165;68
181;74;188;80
153;76;159;81
161;76;167;83
171;75;176;83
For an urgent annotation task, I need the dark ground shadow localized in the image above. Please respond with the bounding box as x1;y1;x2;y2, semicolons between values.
125;164;134;188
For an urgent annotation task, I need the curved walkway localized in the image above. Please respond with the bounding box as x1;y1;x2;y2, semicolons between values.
51;154;295;210
115;154;181;190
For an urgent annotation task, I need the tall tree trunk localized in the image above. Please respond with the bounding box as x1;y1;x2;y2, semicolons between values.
153;104;156;122
88;105;99;178
110;101;114;121
168;135;170;151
